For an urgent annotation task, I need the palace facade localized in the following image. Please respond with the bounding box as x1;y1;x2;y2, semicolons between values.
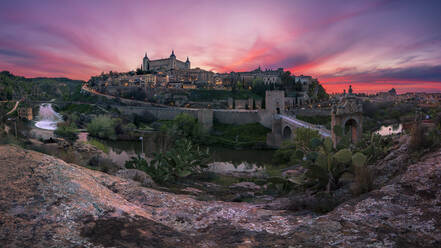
142;50;190;71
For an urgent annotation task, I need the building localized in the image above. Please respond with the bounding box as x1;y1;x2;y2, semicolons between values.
142;50;190;71
219;67;284;86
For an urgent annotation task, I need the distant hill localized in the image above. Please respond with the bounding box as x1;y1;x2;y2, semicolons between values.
0;71;85;101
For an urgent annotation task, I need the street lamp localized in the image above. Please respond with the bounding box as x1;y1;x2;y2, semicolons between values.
139;136;143;154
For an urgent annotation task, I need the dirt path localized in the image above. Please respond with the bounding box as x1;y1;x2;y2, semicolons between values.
5;99;21;116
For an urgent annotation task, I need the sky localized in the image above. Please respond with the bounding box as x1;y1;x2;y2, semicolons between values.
0;0;440;94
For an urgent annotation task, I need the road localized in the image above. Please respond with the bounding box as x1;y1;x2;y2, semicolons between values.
279;114;331;137
5;100;21;116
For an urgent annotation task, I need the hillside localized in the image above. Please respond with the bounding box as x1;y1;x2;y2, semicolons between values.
0;145;440;247
0;71;85;101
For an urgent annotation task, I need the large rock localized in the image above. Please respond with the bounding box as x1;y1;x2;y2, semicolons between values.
115;169;155;187
370;141;410;187
1;145;440;247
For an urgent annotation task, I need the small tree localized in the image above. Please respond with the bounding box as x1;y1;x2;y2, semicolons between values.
54;123;78;144
87;115;116;140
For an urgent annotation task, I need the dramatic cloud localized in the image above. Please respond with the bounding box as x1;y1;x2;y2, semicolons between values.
0;0;440;93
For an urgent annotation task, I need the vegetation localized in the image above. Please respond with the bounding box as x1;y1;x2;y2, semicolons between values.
54;123;78;144
295;115;331;129
206;122;271;148
409;123;441;152
272;127;375;194
125;139;210;184
87;115;117;140
160;113;204;142
0;71;83;101
362;101;417;132
87;139;110;153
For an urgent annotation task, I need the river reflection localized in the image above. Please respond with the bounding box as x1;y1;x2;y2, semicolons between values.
84;132;275;167
376;123;403;136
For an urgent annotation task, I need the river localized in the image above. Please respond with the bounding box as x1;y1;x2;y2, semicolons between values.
32;103;275;168
84;134;275;168
376;123;403;136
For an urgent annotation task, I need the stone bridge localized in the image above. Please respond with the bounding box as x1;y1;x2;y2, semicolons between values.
266;114;331;148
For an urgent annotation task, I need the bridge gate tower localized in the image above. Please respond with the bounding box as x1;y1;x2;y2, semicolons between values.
331;85;363;147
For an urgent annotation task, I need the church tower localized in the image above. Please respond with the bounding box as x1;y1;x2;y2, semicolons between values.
185;57;190;69
170;50;176;70
142;53;149;71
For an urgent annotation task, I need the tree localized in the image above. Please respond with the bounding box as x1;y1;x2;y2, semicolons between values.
251;79;267;97
87;115;116;140
161;113;204;143
54;123;78;144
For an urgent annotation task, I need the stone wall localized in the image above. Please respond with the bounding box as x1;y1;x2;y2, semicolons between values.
115;106;270;130
213;110;261;125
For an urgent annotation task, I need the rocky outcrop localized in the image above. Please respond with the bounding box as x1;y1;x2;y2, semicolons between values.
115;169;156;187
1;145;440;247
370;140;411;187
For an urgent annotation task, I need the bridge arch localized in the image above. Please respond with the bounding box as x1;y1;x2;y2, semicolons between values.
344;118;359;143
282;125;292;140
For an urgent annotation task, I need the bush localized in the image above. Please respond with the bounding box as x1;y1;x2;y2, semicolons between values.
87;115;116;140
161;113;204;142
272;141;296;165
87;139;110;153
88;155;116;173
208;122;271;148
125;139;210;184
54;123;78;144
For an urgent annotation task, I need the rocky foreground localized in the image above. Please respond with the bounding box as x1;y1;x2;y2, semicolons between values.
0;145;440;247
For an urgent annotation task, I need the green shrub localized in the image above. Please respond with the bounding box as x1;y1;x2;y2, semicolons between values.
161;113;204;142
125;139;211;184
350;152;372;195
54;123;78;144
87;115;116;140
87;139;110;153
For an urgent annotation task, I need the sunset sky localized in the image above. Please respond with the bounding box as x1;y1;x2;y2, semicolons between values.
0;0;440;93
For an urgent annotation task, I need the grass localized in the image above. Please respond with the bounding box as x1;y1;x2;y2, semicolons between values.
87;139;110;153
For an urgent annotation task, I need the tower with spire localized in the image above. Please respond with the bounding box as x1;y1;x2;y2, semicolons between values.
169;50;176;69
185;56;190;69
142;52;149;71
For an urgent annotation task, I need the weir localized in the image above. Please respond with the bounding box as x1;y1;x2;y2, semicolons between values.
35;103;63;130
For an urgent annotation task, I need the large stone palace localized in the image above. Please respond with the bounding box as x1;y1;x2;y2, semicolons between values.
141;50;190;71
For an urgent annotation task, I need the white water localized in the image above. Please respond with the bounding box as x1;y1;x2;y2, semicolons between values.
35;103;63;130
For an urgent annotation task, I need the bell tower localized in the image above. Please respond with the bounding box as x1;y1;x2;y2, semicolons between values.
142;53;149;71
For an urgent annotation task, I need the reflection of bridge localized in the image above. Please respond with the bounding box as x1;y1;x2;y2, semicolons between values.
266;114;331;147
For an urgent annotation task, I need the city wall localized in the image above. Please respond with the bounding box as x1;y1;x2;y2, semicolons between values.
114;106;274;129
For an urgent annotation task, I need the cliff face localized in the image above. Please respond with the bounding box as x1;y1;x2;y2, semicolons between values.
0;145;440;247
